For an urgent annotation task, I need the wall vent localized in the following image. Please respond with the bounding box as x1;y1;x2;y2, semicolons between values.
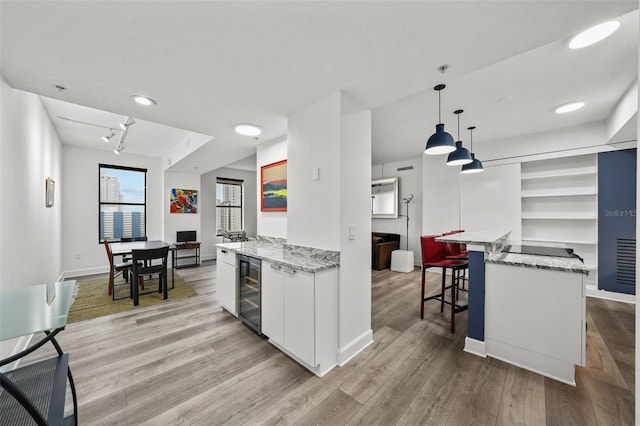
616;238;636;288
397;166;413;171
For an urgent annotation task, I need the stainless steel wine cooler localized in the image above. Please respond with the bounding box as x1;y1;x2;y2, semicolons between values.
237;255;261;333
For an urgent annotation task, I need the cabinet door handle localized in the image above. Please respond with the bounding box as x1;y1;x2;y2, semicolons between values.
270;263;281;270
282;268;296;275
221;249;227;254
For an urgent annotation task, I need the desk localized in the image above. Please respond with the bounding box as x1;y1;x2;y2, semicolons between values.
174;242;201;268
109;240;175;291
0;281;78;425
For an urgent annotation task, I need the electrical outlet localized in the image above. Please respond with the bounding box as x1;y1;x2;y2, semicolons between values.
74;252;81;260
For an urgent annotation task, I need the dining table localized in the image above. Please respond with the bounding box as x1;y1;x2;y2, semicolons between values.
108;240;176;296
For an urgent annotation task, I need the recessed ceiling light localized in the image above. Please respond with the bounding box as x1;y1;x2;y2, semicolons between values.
130;95;156;106
555;101;585;114
568;21;620;49
234;123;261;137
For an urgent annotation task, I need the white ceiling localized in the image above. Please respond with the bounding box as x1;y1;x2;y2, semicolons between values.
1;1;637;172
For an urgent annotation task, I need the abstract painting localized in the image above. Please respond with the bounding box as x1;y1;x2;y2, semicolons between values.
261;160;287;211
170;188;198;213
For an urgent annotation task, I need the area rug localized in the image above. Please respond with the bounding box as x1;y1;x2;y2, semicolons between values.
67;271;197;323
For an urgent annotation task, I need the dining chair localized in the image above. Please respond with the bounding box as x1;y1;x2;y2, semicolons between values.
120;236;148;262
129;246;170;306
104;240;143;299
420;235;469;333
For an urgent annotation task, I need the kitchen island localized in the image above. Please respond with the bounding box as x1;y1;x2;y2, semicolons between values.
216;238;340;377
485;247;589;385
437;231;590;385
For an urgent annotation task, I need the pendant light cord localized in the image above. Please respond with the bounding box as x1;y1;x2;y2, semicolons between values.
438;90;442;123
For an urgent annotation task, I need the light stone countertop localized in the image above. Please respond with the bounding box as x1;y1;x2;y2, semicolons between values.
217;240;339;273
486;251;590;275
435;230;511;245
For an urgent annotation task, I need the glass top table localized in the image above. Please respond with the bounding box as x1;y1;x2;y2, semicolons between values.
0;281;76;342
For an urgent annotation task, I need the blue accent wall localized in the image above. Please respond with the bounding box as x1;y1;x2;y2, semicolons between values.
598;149;636;294
467;250;485;340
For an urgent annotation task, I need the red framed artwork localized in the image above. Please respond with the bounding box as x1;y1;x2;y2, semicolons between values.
261;160;287;212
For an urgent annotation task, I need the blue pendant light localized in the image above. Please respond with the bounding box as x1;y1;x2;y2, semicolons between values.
461;126;484;173
446;109;473;166
424;84;455;155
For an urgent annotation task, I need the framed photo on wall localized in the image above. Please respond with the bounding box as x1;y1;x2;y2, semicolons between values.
261;160;287;212
170;188;198;213
46;177;55;207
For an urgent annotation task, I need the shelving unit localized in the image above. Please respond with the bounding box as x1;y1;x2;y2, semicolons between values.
173;242;201;268
521;154;597;285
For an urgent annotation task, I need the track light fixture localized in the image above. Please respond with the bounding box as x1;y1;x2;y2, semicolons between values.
461;126;484;174
101;129;116;143
424;84;455;155
111;116;136;155
446;110;473;166
120;116;136;130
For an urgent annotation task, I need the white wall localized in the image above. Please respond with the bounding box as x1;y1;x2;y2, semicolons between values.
201;167;257;260
422;153;462;235
62;146;163;276
288;91;372;362
460;163;522;240
0;82;63;289
337;94;372;357
288;93;341;250
256;136;287;238
372;157;423;264
164;171;201;246
479;121;607;165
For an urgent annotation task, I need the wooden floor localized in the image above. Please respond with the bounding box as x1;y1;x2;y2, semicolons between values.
28;262;634;425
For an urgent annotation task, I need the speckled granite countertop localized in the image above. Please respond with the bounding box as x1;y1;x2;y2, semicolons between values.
217;240;339;273
486;251;590;275
436;230;511;252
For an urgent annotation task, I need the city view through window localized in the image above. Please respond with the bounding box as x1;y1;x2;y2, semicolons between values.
99;165;146;241
216;178;243;236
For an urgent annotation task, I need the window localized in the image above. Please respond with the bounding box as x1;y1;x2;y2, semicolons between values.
216;178;243;236
99;164;147;242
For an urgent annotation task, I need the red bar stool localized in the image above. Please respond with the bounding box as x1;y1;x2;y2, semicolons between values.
443;230;468;294
420;235;469;333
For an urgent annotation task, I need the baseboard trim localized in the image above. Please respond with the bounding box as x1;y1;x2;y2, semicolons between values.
63;266;110;280
586;285;635;304
337;329;373;366
464;337;486;358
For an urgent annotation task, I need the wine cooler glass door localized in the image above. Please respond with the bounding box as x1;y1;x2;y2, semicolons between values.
237;255;261;333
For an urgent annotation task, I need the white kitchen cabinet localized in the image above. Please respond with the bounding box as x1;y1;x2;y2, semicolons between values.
261;260;338;376
216;247;237;316
485;262;586;385
261;262;284;346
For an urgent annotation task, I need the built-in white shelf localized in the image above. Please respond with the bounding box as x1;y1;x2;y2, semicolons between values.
522;236;597;245
521;189;597;198
522;214;597;220
521;154;598;284
521;169;597;180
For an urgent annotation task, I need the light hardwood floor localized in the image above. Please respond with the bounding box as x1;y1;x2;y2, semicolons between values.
28;261;635;425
